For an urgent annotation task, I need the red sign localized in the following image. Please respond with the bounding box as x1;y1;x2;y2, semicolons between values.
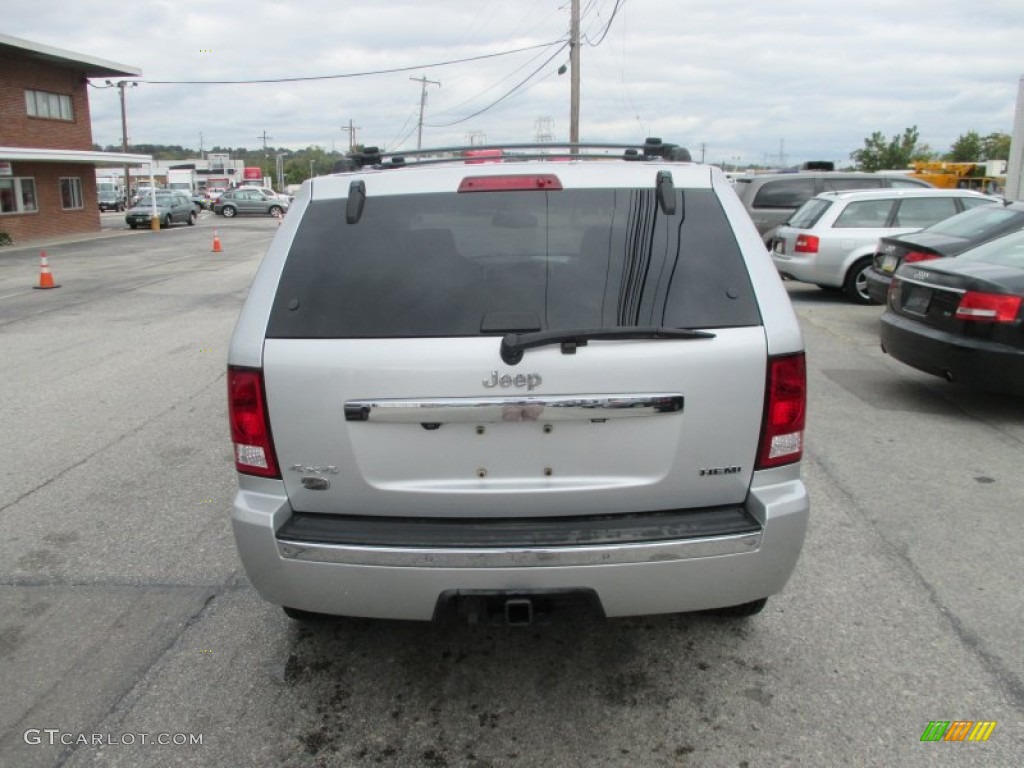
243;167;262;180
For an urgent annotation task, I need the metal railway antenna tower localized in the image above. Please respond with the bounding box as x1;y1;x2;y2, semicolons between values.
411;75;441;149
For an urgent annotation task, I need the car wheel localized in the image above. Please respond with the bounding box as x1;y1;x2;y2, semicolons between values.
187;211;197;226
703;598;768;617
282;606;336;622
128;221;137;229
163;215;172;229
222;205;237;218
269;205;283;218
843;257;878;305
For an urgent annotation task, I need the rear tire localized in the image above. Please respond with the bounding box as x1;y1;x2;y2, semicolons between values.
187;211;197;226
843;257;878;305
269;205;283;218
222;205;237;218
704;598;768;617
283;606;335;622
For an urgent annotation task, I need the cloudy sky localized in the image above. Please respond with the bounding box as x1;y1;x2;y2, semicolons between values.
7;0;1024;166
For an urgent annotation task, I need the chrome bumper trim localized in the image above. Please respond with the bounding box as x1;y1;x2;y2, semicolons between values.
344;393;684;424
277;531;760;568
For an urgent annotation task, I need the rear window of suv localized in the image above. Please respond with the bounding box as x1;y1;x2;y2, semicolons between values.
267;187;761;338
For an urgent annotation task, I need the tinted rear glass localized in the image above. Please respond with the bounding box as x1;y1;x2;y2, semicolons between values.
787;198;832;229
926;205;1024;238
957;230;1024;267
267;187;761;338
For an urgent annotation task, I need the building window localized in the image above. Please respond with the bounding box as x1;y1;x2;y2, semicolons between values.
60;177;84;210
25;89;74;121
0;178;38;214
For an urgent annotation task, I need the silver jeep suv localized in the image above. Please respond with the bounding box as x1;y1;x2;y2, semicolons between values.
228;140;809;624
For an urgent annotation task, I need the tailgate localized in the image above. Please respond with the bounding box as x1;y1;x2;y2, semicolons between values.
263;330;767;518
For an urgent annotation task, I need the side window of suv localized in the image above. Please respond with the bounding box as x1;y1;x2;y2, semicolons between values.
832;199;895;228
822;177;884;193
751;178;816;209
891;196;958;228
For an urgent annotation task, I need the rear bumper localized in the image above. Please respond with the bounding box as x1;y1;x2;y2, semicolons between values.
231;469;809;620
880;311;1024;395
864;268;892;305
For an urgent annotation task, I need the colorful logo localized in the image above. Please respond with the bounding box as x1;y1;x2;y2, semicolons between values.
921;721;996;742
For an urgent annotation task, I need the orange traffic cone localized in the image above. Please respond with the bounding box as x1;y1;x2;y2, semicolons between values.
212;230;222;253
33;251;60;289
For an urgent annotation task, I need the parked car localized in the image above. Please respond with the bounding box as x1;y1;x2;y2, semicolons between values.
204;187;226;207
227;139;809;624
880;229;1024;395
240;185;293;203
124;191;197;229
865;202;1024;304
215;187;289;218
771;188;999;303
97;189;124;212
733;171;933;245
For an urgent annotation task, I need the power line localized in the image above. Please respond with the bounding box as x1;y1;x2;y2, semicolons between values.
424;42;569;128
135;41;565;85
583;0;625;47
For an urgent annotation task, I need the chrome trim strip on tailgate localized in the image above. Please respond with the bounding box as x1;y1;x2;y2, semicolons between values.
344;393;684;423
278;531;760;568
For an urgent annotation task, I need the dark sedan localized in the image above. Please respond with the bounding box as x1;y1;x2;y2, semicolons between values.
865;202;1024;304
880;229;1024;396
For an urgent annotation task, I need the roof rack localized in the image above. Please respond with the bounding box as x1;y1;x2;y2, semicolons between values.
332;138;692;172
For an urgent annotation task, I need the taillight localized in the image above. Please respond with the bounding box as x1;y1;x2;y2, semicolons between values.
756;354;806;470
794;235;819;254
903;251;939;263
954;291;1022;323
228;366;280;478
458;175;562;192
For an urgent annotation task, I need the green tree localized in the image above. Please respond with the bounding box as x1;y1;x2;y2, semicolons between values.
982;132;1011;161
850;126;921;171
946;131;984;162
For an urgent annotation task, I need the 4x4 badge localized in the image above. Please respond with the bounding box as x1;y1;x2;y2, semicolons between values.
483;371;542;391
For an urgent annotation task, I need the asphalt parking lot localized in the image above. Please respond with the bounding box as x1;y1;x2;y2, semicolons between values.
1;220;1022;767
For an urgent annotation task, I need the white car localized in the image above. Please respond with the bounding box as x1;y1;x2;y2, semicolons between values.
228;140;809;624
771;188;1000;303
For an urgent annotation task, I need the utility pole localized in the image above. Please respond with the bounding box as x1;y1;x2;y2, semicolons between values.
258;129;273;178
410;75;441;149
107;80;136;199
341;119;360;152
569;0;580;144
199;131;204;155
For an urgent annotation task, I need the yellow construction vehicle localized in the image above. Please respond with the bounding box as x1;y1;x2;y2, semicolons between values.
907;161;1003;194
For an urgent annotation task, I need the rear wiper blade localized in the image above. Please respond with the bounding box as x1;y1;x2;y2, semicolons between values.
500;326;715;365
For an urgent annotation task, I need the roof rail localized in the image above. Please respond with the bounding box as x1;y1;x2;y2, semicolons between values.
334;138;692;171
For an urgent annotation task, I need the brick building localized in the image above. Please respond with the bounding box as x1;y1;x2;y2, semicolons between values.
0;34;151;245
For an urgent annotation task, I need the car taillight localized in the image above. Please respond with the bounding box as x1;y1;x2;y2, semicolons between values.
794;235;819;254
228;366;280;478
756;353;806;470
954;291;1022;323
903;251;939;263
458;175;562;192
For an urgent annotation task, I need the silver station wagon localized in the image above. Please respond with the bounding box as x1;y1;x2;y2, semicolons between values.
228;140;809;624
